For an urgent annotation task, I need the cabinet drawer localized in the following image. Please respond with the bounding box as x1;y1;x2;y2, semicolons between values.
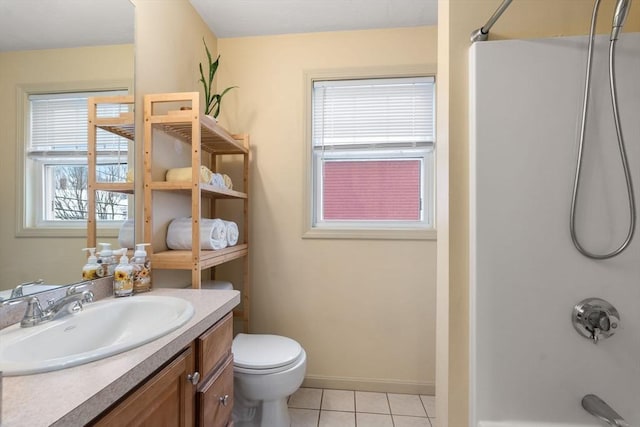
197;312;232;377
198;355;234;427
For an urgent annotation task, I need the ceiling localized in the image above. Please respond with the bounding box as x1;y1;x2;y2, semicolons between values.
190;0;437;38
0;0;435;52
0;0;134;52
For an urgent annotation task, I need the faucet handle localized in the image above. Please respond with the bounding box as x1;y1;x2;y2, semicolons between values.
20;297;45;328
82;290;94;304
67;282;92;296
70;290;95;313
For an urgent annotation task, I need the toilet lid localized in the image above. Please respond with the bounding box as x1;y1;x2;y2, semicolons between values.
232;333;302;370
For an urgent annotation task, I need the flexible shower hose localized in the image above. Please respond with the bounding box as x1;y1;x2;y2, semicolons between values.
569;0;636;259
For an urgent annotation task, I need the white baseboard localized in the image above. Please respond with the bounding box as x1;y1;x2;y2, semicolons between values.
302;374;435;395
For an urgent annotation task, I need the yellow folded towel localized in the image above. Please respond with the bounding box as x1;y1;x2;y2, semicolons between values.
165;166;213;184
223;174;233;190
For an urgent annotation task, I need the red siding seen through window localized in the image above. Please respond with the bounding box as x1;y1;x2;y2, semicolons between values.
322;160;421;221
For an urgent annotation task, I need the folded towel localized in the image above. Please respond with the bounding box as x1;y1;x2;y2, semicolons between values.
210;173;226;188
223;220;239;246
166;217;228;250
165;166;213;184
223;174;233;190
118;218;135;249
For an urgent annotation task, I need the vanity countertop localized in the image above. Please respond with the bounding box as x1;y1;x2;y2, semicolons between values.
1;288;240;427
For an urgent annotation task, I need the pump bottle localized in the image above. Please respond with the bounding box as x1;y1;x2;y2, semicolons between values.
132;243;152;293
82;248;99;280
98;242;116;278
113;248;134;297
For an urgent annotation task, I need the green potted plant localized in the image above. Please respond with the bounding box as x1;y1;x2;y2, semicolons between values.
199;38;237;119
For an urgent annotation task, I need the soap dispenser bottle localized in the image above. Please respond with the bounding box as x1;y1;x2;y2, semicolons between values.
113;248;134;297
82;248;99;280
98;242;116;277
132;243;152;293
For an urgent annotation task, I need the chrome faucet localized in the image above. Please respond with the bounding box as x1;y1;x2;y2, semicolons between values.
582;394;630;427
20;287;94;328
10;279;44;299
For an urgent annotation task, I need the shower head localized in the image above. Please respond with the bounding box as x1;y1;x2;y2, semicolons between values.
611;0;632;40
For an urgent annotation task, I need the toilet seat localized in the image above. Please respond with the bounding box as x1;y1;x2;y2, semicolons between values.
233;333;304;375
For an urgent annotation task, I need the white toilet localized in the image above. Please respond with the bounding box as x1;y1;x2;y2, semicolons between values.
202;281;307;427
232;333;307;427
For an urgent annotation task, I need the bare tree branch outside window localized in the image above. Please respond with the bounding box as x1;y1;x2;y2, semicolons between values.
52;163;128;220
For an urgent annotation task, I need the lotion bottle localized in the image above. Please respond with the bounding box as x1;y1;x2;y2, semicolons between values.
82;248;99;280
132;243;152;293
98;242;116;278
113;248;134;297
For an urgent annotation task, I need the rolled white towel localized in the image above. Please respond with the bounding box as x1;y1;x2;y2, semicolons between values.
223;220;239;246
166;217;228;250
118;219;135;249
210;173;226;188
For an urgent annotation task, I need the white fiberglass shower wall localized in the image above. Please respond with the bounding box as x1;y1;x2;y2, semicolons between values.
469;33;640;426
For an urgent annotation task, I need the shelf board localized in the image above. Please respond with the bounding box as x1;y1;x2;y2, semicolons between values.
97;124;135;141
95;112;135;141
149;181;247;199
150;112;248;155
151;244;248;270
93;182;134;194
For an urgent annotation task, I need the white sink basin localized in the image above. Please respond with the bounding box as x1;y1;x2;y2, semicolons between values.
0;295;194;376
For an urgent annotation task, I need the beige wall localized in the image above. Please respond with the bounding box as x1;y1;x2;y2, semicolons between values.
438;1;640;425
216;26;437;393
133;0;217;284
0;44;134;289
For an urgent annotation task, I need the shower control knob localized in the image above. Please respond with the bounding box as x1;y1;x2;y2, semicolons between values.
572;298;620;343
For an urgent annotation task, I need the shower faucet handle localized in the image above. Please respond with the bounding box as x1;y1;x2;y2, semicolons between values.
572;298;620;344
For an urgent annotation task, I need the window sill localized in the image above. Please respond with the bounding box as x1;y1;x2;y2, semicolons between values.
302;227;437;241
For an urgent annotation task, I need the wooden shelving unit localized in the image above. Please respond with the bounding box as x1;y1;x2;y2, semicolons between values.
87;95;135;248
143;92;250;331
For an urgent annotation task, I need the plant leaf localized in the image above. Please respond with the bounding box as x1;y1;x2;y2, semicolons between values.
210;55;220;86
212;86;237;119
203;38;212;71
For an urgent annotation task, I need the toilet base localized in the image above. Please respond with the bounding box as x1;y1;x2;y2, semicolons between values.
233;396;290;427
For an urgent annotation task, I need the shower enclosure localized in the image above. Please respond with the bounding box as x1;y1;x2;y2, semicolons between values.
469;32;640;426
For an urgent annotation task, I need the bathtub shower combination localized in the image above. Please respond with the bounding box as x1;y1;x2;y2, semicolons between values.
469;1;639;426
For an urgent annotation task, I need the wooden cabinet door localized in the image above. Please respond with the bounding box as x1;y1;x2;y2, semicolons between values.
197;312;232;377
198;355;234;427
93;345;196;427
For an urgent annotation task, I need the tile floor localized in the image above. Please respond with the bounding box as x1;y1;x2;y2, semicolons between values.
288;388;436;427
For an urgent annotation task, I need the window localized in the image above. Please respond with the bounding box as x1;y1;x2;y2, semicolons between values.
23;89;130;232
307;76;435;238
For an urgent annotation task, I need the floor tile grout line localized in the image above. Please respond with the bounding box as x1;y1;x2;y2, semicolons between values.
386;392;396;427
317;389;323;427
353;390;358;427
419;393;428;417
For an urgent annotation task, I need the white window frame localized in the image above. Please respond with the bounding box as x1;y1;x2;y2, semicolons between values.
15;81;133;238
303;67;437;240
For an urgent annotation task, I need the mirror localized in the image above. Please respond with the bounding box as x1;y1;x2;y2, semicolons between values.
0;0;135;301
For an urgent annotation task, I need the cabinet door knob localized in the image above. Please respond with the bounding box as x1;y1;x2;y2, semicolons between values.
186;371;200;385
219;394;229;406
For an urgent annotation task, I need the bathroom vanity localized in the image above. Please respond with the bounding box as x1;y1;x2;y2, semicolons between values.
1;288;239;427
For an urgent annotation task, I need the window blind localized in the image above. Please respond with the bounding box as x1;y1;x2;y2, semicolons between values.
312;76;434;148
29;90;129;154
